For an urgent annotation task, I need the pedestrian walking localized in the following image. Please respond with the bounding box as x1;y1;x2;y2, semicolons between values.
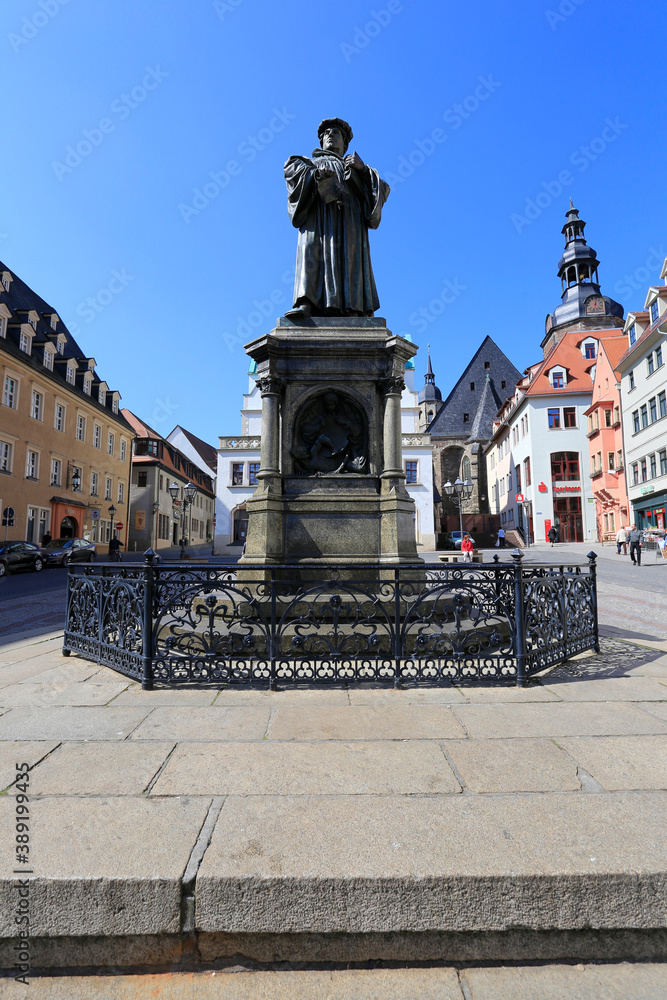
497;526;506;548
547;526;557;547
628;524;642;566
615;525;628;555
461;533;474;563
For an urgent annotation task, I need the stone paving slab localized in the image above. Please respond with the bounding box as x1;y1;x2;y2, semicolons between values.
348;687;468;704
453;685;560;703
110;685;220;707
443;738;581;792
463;961;667;999
196;791;667;933
0;637;63;664
215;688;351;706
268;705;467;741
0;796;211;937
27;741;176;795
0;659;101;686
150;740;460;797
0;681;129;707
0;967;464;999
543;677;667;701
558;735;667;790
452;702;667;739
639;702;667;723
129;707;270;741
0;707;151;742
0;741;59;791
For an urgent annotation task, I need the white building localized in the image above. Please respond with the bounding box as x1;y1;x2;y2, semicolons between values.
215;356;436;552
617;259;667;532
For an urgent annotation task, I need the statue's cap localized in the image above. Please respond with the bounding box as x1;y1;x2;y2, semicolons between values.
317;118;353;144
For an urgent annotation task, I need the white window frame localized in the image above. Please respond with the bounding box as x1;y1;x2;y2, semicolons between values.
19;332;32;355
54;402;65;432
98;386;106;405
43;347;54;370
107;432;115;456
0;439;12;473
93;424;101;449
118;481;124;504
76;414;86;442
120;439;127;462
50;457;62;487
30;389;43;421
83;374;92;396
90;471;99;497
3;375;18;409
0;316;7;339
66;365;75;385
25;450;39;480
105;477;112;501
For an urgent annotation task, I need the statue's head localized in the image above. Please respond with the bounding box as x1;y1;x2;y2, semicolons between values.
323;391;338;412
318;118;353;156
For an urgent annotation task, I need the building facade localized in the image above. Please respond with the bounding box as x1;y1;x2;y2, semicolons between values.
617;259;667;531
123;410;215;553
215;357;436;552
0;262;133;549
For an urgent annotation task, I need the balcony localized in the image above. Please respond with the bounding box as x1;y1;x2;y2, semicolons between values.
590;468;603;480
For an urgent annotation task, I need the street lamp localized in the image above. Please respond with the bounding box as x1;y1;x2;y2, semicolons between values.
169;482;197;559
522;500;532;547
108;503;117;546
152;500;160;551
443;477;474;542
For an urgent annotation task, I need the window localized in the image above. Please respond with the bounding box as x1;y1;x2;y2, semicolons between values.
650;455;657;479
629;324;636;345
632;463;639;486
159;474;164;492
648;354;655;376
83;375;91;395
30;390;43;421
43;348;53;370
604;409;612;427
629;370;635;390
657;345;663;368
56;338;64;355
93;424;101;448
98;386;106;405
484;361;490;369
26;450;39;479
249;462;260;486
76;415;86;441
633;410;640;433
105;477;112;500
608;452;615;471
19;332;31;354
112;397;118;414
0;440;12;472
650;397;657;423
120;439;127;462
548;408;561;429
584;343;596;359
563;407;576;428
617;450;623;469
91;472;99;496
137;470;147;488
651;300;659;323
641;404;648;428
660;450;667;476
507;472;512;492
551;451;580;481
552;371;564;388
501;380;506;389
50;458;61;486
641;459;648;482
107;433;115;456
614;405;620;424
463;413;469;423
660;392;667;419
523;457;531;486
470;382;475;391
147;439;159;457
3;375;17;408
0;316;6;339
66;365;75;385
232;463;243;485
118;481;124;504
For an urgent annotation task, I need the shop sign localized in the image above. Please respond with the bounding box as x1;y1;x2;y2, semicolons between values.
640;485;655;495
553;485;581;494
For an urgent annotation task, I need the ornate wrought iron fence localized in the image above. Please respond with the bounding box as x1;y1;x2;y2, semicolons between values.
63;552;599;688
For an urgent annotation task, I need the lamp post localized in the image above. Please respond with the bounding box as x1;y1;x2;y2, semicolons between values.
152;500;160;551
522;500;532;547
169;482;197;559
108;504;116;546
443;478;474;542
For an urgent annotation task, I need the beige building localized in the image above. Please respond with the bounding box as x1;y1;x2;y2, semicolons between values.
0;262;134;550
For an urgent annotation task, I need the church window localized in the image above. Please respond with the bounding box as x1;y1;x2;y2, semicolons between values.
470;382;475;391
484;361;490;369
501;380;506;389
463;413;469;423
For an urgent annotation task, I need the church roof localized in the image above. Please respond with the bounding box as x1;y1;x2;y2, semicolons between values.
427;336;521;440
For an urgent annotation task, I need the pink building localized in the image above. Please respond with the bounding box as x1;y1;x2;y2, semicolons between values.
584;338;630;541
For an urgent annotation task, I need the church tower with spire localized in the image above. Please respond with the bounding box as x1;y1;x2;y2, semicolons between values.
417;345;443;431
543;201;624;356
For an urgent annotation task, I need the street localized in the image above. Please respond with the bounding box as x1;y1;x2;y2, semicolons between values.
1;542;666;646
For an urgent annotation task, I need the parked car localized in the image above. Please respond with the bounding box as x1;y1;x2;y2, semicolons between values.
0;541;44;576
444;531;475;550
41;538;97;566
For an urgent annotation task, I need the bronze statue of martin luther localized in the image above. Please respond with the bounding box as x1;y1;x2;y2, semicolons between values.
284;118;390;319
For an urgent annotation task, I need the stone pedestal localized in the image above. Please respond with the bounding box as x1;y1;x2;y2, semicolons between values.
238;317;421;572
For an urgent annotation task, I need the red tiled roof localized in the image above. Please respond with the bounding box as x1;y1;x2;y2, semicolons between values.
523;328;625;398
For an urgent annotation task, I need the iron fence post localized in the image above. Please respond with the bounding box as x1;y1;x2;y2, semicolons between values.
142;548;155;690
512;550;526;687
587;551;600;653
98;562;104;653
270;567;277;691
393;566;402;688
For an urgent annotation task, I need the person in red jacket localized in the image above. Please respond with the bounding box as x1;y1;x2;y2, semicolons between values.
461;534;474;563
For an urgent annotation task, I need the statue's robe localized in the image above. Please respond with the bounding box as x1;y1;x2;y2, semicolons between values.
284;148;389;316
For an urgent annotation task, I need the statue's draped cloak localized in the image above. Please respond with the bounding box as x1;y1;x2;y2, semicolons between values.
284;148;389;316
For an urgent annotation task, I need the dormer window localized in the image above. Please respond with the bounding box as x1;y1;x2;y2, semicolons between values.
0;316;6;339
112;396;118;414
29;317;37;332
83;374;92;395
98;386;106;405
629;324;636;345
651;300;659;323
50;314;58;331
43;347;54;371
552;371;564;389
584;342;596;360
66;365;75;385
19;332;31;354
1;272;11;292
56;337;65;355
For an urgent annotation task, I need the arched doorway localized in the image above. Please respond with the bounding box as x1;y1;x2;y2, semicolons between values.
60;515;78;538
232;506;248;545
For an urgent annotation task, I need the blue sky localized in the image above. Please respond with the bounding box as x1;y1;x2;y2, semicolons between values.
2;0;665;442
